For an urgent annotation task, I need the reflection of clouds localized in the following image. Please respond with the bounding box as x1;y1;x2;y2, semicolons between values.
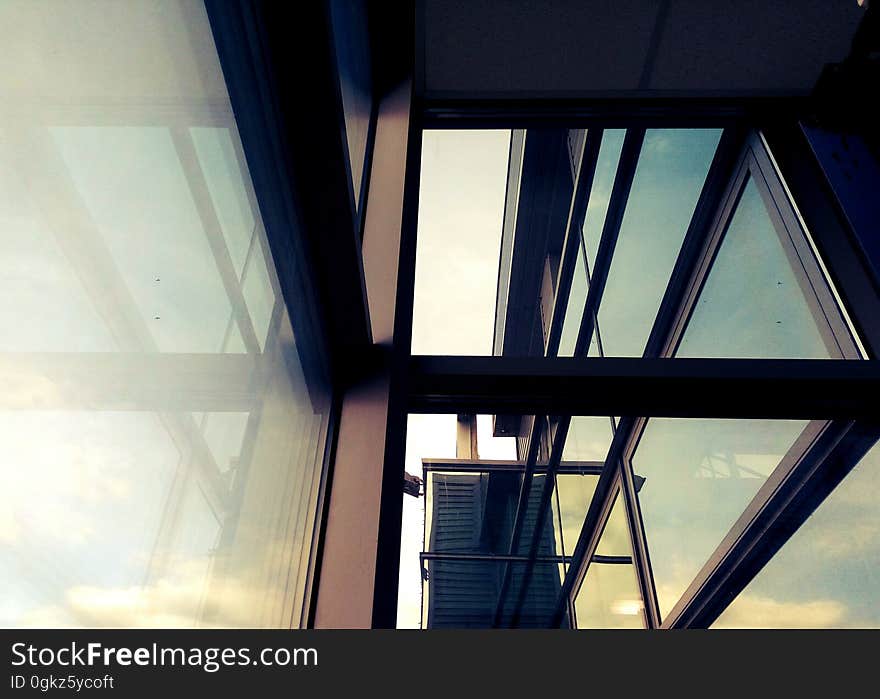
714;594;847;629
810;520;880;559
14;539;301;628
1;424;140;547
716;443;880;628
0;364;64;408
0;509;21;545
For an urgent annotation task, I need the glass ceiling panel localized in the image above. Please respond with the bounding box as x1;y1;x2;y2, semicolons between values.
630;418;810;620
676;176;842;359
596;128;722;357
714;439;880;629
556;473;599;562
573;493;644;629
412;129;512;355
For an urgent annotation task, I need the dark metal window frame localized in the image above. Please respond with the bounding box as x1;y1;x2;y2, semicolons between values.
402;101;880;629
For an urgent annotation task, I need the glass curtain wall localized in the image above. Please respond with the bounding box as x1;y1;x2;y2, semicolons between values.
0;0;331;628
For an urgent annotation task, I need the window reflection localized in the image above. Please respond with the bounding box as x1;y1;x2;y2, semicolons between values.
573;494;644;628
714;440;880;628
631;418;808;619
677;177;838;359
582;129;626;270
0;1;329;628
597;129;722;357
555;473;599;562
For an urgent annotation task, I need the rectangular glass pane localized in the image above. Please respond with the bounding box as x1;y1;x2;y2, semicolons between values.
413;130;511;355
631;418;809;619
0;2;330;628
714;439;880;628
563;415;614;461
597;128;722;357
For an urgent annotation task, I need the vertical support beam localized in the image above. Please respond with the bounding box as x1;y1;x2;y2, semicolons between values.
313;81;416;628
456;414;479;459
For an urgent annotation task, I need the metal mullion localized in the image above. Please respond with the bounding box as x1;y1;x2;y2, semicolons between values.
491;415;544;626
421;552;571;564
446;130;645;628
617;417;660;628
550;416;637;627
544;129;603;356
662;419;880;628
421;458;604;475
508;415;572;626
574;128;645;355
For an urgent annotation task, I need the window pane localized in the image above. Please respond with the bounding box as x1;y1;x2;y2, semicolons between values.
574;562;644;629
714;440;880;628
556;473;599;559
563;415;614;462
676;177;838;359
597;129;722;357
558;241;588;357
0;2;331;628
573;493;644;628
413;130;511;355
631;418;809;619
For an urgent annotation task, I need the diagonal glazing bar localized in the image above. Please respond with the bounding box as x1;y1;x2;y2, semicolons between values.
662;419;880;628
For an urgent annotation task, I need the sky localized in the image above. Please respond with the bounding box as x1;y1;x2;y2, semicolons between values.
397;129;513;628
